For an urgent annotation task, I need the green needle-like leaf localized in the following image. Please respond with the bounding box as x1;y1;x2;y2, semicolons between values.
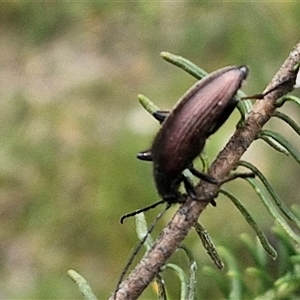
275;95;300;107
238;161;300;228
160;51;207;80
245;178;300;245
138;94;161;115
202;266;230;297
246;267;272;284
243;237;273;292
220;189;277;260
194;222;224;270
178;246;198;300
236;89;253;120
290;255;300;264
178;244;196;266
236;100;253;125
240;233;261;264
259;130;300;165
275;272;300;295
164;263;188;300
258;134;290;155
177;245;197;300
155;274;167;300
187;261;197;300
218;246;246;300
135;213;154;250
272;226;298;256
198;151;210;173
272;111;300;136
68;270;98;300
240;233;267;267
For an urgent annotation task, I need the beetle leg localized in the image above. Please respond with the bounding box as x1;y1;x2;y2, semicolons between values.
137;149;153;161
188;166;218;184
120;199;166;223
136;111;169;161
153;110;169;123
182;175;197;199
221;172;255;183
182;174;217;206
210;199;217;206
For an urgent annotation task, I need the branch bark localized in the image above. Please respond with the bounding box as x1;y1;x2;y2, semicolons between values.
111;41;300;300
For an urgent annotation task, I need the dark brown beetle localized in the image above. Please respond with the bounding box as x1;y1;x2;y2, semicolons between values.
121;65;249;222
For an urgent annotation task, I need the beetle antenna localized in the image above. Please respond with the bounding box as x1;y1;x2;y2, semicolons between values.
114;203;171;299
120;199;166;224
241;78;292;100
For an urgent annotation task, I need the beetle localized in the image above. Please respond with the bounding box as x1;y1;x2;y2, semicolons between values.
120;65;250;223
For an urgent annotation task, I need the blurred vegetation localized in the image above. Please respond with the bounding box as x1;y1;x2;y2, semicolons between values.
0;2;300;299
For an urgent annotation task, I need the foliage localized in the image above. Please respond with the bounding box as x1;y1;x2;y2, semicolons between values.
109;51;300;299
0;3;300;299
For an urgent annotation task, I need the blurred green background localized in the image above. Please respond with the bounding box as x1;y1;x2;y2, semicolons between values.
0;2;300;299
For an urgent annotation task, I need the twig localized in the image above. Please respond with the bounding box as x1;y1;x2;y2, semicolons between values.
110;41;300;300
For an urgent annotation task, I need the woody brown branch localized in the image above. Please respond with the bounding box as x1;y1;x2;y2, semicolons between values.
111;41;300;300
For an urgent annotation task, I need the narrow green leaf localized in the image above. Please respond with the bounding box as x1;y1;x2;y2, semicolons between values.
246;266;273;295
260;130;300;165
240;233;261;263
197;151;210;173
254;236;268;268
160;51;207;80
218;246;245;300
155;274;167;300
220;189;277;260
243;238;272;293
202;266;230;297
245;178;300;245
246;267;272;282
165;263;188;300
275;95;300;107
177;245;197;300
240;233;267;267
258;134;290;155
290;255;300;264
194;222;224;270
178;244;196;266
187;261;197;300
272;226;298;256
138;94;160;116
273;111;300;136
253;290;277;300
275;272;300;294
237;161;300;228
68;270;98;300
135;213;154;250
236;96;253;121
